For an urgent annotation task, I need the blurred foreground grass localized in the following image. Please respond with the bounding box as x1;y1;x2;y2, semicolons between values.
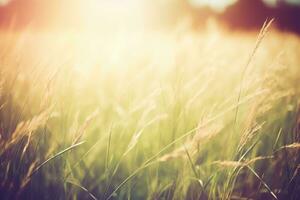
0;23;300;200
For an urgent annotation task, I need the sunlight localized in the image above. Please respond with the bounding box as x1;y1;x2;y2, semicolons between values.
58;0;148;31
189;0;237;11
0;0;10;6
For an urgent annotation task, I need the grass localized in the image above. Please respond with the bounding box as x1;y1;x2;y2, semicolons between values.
0;20;300;199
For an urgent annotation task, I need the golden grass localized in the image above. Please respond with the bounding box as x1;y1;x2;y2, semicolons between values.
0;21;300;199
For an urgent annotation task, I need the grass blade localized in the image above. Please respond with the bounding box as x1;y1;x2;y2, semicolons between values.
29;141;85;178
66;180;98;200
247;166;278;200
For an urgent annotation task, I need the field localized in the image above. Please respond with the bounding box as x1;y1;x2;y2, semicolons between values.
0;21;300;199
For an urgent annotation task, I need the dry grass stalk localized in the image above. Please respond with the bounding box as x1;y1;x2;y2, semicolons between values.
1;161;11;187
20;131;33;159
278;143;300;150
66;180;98;200
213;156;274;168
289;164;300;185
124;114;168;156
0;102;5;112
213;160;244;167
234;19;274;125
20;161;38;189
238;122;265;152
158;144;187;162
72;109;99;145
245;156;274;165
236;66;270;153
1;106;53;153
158;122;223;162
39;69;60;111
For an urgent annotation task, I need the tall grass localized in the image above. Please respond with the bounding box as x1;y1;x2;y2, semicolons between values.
0;22;300;199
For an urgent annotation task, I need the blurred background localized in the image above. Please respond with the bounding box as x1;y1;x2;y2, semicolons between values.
0;0;299;33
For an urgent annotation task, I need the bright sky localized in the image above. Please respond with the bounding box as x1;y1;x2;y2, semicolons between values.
0;0;299;11
189;0;237;11
189;0;276;11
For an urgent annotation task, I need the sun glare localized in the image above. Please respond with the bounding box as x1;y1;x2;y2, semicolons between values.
55;0;148;31
0;0;10;6
189;0;237;11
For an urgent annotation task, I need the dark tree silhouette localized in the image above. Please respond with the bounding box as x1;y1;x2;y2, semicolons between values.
221;0;274;29
275;1;300;33
219;0;300;33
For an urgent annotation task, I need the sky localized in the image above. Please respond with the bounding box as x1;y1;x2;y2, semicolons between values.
0;0;299;31
189;0;236;11
0;0;300;9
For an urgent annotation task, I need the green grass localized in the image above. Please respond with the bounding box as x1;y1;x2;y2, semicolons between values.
0;23;300;199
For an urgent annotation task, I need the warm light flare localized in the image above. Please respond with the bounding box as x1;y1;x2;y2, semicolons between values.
189;0;237;11
52;0;149;31
0;0;10;6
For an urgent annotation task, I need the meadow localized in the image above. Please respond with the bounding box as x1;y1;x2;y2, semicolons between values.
0;21;300;199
